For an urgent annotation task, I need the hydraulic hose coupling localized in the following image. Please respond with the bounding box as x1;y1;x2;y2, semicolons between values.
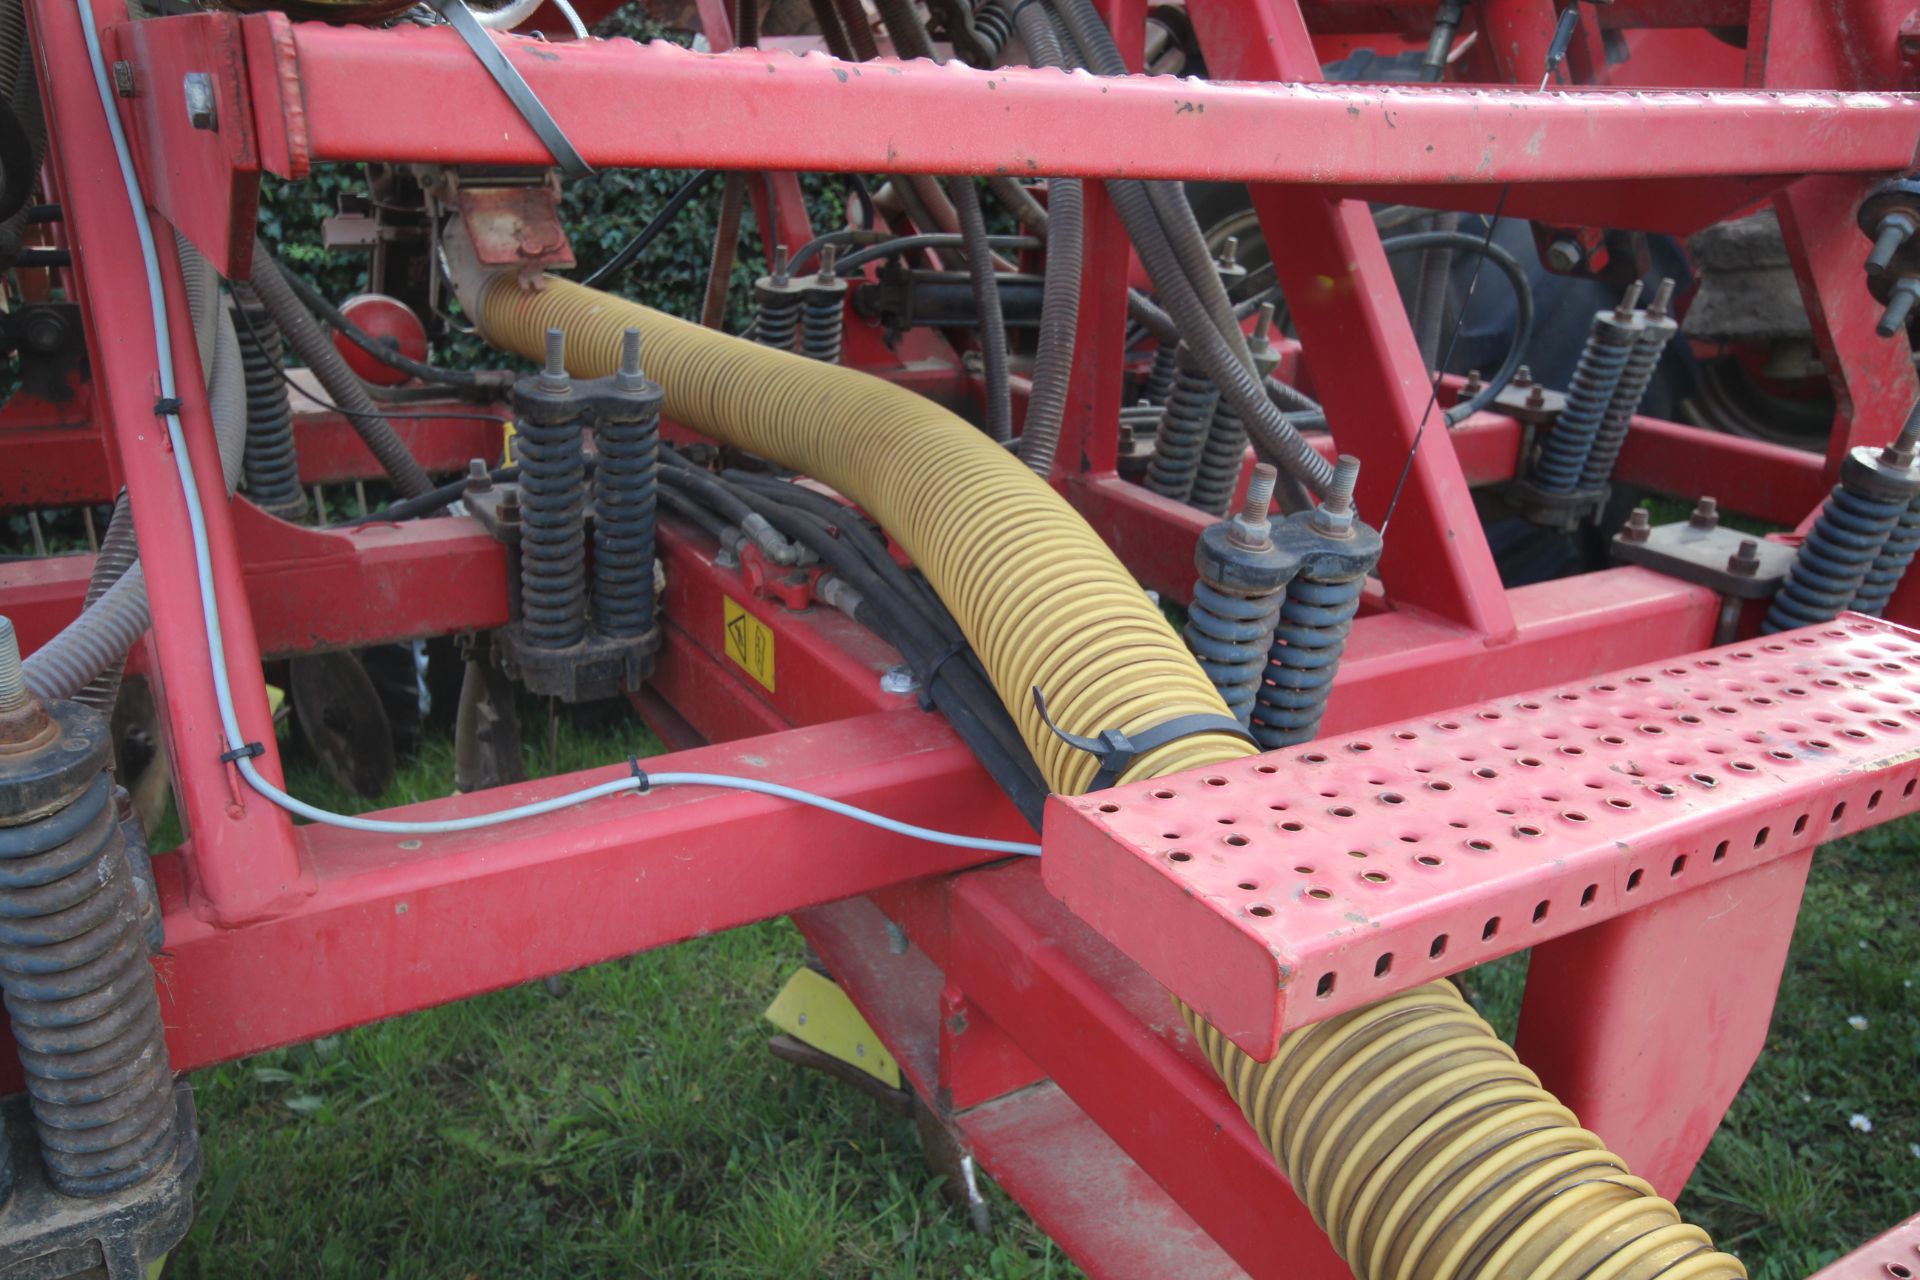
1250;456;1382;749
494;329;664;701
752;244;807;353
1578;278;1678;491
0;616;189;1199
800;246;849;365
1530;281;1642;494
1145;343;1222;501
1186;464;1296;725
1766;417;1920;631
1192;303;1281;517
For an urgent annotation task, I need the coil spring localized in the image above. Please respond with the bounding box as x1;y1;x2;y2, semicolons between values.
754;288;802;353
970;0;1012;58
1185;578;1283;725
1250;572;1363;748
1578;322;1675;490
1145;352;1219;501
1851;495;1920;616
113;786;163;956
0;773;179;1197
1532;317;1634;493
1190;402;1248;516
1141;343;1178;406
1763;483;1905;633
515;410;590;649
800;292;845;365
231;294;306;519
591;401;660;640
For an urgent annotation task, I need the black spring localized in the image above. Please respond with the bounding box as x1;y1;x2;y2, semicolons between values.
800;282;846;364
970;0;1012;58
1852;495;1920;616
1185;578;1283;724
1579;294;1677;489
1189;402;1248;516
1763;484;1905;632
0;773;179;1197
1532;313;1635;492
754;287;803;352
231;293;306;520
515;410;590;650
1250;572;1363;748
1140;343;1178;406
591;384;662;640
1144;350;1219;501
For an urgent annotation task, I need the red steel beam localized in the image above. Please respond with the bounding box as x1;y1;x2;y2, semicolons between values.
151;708;1024;1072
171;15;1920;186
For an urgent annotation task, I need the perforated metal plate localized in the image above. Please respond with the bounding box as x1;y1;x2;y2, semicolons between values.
1043;617;1920;1060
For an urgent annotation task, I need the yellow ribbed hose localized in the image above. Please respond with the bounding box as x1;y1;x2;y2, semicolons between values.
477;275;1743;1280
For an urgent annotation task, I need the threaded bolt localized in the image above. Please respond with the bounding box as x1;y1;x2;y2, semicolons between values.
1614;279;1644;320
465;458;492;493
0;617;27;713
1728;538;1761;576
1648;277;1676;317
817;244;839;283
1868;212;1917;275
1218;235;1240;269
1250;302;1275;351
1622;507;1652;542
1242;463;1277;522
772;243;790;286
539;328;569;393
1689;496;1720;530
1325;455;1360;514
615;326;646;390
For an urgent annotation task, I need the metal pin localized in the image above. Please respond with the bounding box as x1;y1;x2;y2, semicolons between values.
772;243;790;285
1614;279;1644;320
540;327;570;392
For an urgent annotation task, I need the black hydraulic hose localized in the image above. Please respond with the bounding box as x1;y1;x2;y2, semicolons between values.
660;453;802;563
659;483;741;546
1009;2;1083;477
333;465;522;527
1046;0;1324;510
248;240;434;498
741;496;1048;826
833;233;1041;276
268;253;505;390
949;175;1013;442
1381;228;1534;424
579;170;717;289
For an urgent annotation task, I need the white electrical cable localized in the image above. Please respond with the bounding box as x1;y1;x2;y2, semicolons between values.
74;0;1041;857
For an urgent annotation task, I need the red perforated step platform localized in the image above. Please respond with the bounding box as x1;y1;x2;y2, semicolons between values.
1042;617;1920;1060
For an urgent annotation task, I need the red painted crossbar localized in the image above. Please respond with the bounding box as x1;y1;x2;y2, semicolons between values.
1043;616;1920;1059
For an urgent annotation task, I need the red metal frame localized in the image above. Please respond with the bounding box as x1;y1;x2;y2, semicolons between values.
7;0;1920;1273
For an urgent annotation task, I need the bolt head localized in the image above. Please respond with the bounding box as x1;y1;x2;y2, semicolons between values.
183;72;217;131
1688;497;1720;530
1727;538;1761;576
880;665;919;696
1622;508;1652;543
1546;238;1583;273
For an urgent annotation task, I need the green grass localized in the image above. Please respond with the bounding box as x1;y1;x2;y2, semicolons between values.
165;711;1918;1278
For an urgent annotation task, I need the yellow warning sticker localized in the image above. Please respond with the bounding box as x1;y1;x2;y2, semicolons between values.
723;595;776;692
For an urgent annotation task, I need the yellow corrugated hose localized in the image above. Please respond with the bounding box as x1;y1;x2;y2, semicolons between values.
478;274;1744;1280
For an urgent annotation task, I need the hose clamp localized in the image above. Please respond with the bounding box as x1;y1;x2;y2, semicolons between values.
1031;687;1255;791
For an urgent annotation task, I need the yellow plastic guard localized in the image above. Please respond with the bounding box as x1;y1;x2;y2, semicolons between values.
764;967;899;1089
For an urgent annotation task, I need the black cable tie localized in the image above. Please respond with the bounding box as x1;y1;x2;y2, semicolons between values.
1031;687;1256;791
218;741;265;764
153;396;183;416
628;755;651;793
916;638;973;711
